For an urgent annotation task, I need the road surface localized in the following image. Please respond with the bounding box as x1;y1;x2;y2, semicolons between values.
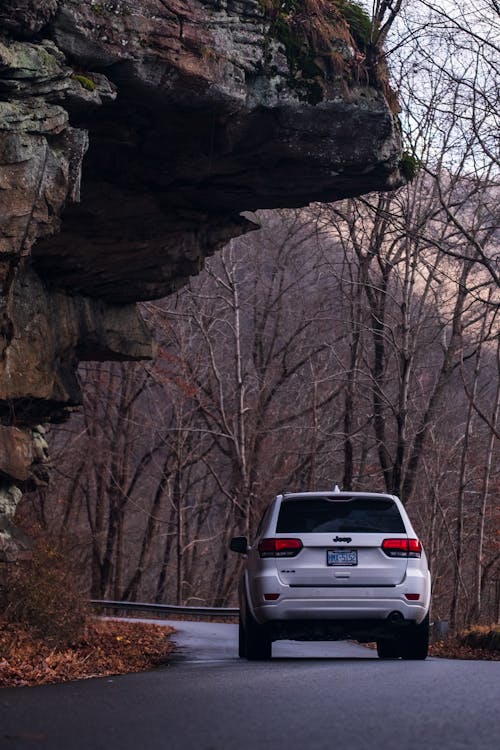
1;620;499;750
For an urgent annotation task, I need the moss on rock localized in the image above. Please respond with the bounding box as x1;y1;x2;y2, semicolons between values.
71;73;97;92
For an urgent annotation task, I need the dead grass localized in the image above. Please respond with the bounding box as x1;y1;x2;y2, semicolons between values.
1;537;92;648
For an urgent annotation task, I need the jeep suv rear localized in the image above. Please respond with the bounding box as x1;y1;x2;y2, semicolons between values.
230;490;431;661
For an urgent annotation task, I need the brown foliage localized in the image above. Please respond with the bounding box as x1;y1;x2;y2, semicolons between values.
459;626;500;653
0;619;175;688
2;538;89;647
430;626;500;661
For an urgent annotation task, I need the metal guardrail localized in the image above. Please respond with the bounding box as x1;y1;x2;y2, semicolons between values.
91;599;239;619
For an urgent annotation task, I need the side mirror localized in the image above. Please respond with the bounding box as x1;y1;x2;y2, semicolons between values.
229;536;248;554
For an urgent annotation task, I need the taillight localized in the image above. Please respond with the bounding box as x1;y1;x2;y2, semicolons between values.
382;538;422;558
258;538;303;558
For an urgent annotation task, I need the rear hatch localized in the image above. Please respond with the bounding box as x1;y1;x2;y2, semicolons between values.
275;496;408;587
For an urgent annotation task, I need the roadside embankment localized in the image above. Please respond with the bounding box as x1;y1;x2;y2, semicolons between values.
430;626;500;661
0;619;175;687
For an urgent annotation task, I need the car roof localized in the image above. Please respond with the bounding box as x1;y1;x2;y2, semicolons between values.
279;491;398;501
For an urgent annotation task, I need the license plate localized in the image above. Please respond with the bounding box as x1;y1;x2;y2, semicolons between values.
327;549;358;566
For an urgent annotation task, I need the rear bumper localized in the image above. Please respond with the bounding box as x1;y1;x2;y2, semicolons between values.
247;568;430;628
254;594;428;623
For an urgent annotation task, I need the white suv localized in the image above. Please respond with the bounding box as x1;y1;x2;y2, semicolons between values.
230;489;431;660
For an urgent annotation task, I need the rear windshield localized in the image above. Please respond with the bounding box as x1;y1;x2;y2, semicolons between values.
276;497;405;534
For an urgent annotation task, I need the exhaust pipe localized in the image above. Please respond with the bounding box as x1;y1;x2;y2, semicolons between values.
387;611;404;625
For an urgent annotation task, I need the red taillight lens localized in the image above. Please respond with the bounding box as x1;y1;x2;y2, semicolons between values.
258;538;303;558
382;538;422;558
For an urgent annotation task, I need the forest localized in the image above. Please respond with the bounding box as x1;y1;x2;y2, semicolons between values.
19;0;499;632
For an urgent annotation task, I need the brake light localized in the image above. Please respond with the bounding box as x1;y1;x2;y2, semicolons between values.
258;538;303;558
382;538;422;558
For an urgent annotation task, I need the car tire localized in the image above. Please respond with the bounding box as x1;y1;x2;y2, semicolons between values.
401;614;429;660
245;609;272;661
376;638;400;659
238;616;246;658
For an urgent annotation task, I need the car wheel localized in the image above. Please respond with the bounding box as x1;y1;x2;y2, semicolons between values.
245;609;272;661
401;614;429;660
376;638;400;659
238;616;246;658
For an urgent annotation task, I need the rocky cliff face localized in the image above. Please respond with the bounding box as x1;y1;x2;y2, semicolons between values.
0;0;404;559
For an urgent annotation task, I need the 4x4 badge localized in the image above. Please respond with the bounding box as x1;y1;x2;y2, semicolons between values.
333;536;352;543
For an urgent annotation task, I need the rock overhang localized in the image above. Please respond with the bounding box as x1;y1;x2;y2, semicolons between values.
0;0;405;549
31;82;401;302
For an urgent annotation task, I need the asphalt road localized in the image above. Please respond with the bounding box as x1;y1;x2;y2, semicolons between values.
1;620;499;750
